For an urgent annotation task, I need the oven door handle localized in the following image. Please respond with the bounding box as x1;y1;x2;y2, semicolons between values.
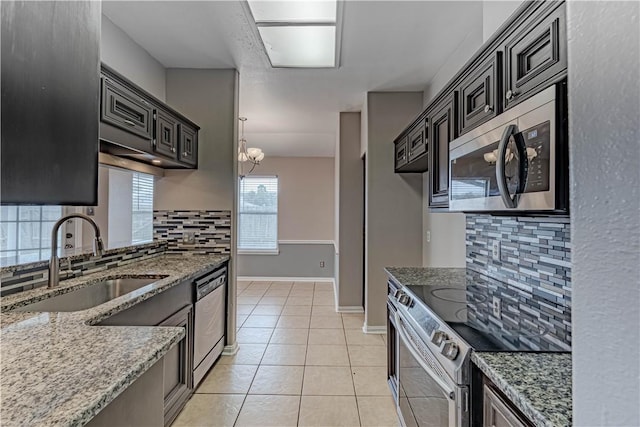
395;312;455;399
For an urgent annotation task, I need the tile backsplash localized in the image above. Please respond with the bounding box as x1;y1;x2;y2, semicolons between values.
466;215;572;348
153;210;231;255
0;242;167;296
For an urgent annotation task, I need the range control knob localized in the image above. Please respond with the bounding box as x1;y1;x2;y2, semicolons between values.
431;330;449;346
442;341;459;360
397;294;412;307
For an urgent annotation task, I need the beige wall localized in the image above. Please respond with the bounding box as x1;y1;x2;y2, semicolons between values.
251;156;335;242
482;1;524;42
155;69;238;211
337;113;364;309
100;15;166;101
365;92;424;330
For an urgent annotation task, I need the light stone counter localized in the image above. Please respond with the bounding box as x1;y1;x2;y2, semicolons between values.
1;254;229;426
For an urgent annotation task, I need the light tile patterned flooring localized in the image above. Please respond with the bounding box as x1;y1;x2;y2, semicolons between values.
172;280;399;427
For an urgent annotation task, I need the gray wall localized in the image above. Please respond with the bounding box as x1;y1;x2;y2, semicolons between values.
237;243;335;279
100;15;166;100
365;92;424;330
155;69;237;211
482;1;523;42
568;2;640;425
337;112;364;309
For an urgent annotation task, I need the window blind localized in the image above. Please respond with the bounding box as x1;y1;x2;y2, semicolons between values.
238;176;278;251
131;172;154;244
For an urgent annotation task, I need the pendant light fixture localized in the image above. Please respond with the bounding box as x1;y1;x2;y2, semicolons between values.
238;117;264;177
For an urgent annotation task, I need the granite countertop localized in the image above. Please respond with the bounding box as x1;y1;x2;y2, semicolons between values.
473;352;572;427
384;266;466;289
1;253;229;427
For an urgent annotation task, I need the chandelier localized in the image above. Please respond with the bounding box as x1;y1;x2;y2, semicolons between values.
238;117;264;176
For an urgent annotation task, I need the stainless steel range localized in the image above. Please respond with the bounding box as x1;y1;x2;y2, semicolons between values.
386;268;569;427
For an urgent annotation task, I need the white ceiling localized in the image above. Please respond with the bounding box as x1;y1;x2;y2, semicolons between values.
103;1;483;157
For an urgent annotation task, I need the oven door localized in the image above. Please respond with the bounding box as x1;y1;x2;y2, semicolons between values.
395;313;468;427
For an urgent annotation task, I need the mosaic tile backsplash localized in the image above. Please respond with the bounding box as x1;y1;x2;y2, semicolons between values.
466;215;572;348
153;210;231;255
0;242;167;296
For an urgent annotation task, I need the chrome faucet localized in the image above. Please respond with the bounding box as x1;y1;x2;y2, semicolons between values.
49;213;104;288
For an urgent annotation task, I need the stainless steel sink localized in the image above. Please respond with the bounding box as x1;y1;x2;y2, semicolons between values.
14;277;167;312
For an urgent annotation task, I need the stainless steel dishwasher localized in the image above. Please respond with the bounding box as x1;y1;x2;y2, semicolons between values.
192;265;227;387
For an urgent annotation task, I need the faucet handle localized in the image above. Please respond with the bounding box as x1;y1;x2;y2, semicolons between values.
94;237;105;257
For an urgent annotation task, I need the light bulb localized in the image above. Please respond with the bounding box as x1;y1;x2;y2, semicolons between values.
238;152;249;162
247;147;262;159
255;152;265;162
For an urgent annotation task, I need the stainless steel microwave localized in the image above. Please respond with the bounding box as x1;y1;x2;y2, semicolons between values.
449;85;568;213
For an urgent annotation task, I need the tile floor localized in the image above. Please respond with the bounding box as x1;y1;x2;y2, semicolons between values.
172;280;399;427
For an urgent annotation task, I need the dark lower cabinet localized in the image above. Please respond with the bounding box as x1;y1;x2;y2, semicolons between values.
1;0;100;205
503;2;567;109
160;305;193;427
483;384;532;427
428;95;457;208
98;280;193;426
459;53;500;135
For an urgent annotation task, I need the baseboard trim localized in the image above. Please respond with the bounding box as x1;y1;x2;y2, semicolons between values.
222;342;239;356
362;325;387;335
237;276;334;283
336;306;364;313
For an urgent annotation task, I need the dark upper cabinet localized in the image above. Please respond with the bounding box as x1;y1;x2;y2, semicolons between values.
503;2;567;109
99;64;200;169
428;94;457;208
394;136;408;171
179;123;198;167
459;53;501;135
101;76;153;140
154;108;179;160
394;113;428;173
1;0;100;205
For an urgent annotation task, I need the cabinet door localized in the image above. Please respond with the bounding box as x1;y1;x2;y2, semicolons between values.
160;305;193;427
483;385;529;427
407;118;427;162
154;109;179;160
101;77;153;140
428;95;457;208
503;2;567;109
179;123;198;166
394;137;408;171
459;54;499;135
1;0;100;205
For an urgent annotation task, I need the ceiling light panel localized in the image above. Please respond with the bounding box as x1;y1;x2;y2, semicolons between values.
258;25;336;68
247;0;337;23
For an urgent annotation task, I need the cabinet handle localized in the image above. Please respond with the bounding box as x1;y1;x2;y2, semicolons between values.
123;119;136;126
505;90;519;100
171;147;176;153
183;152;188;156
484;105;493;113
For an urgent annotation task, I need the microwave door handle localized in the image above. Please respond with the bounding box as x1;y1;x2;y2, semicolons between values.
395;312;456;399
496;124;518;208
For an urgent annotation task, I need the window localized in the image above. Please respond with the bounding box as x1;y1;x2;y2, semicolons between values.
238;176;278;252
131;172;154;244
0;206;63;266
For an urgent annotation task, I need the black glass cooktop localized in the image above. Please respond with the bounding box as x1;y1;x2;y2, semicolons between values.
403;271;570;352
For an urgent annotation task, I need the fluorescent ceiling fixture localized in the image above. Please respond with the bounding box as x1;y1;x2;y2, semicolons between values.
258;25;336;68
247;1;337;23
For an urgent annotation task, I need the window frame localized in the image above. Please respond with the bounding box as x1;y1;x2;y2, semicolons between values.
237;175;279;255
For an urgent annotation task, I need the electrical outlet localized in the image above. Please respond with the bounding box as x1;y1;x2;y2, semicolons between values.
320;261;325;268
182;232;196;244
426;231;431;243
491;241;501;261
492;296;502;318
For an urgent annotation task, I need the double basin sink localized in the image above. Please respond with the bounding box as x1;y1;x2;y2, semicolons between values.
14;276;168;312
